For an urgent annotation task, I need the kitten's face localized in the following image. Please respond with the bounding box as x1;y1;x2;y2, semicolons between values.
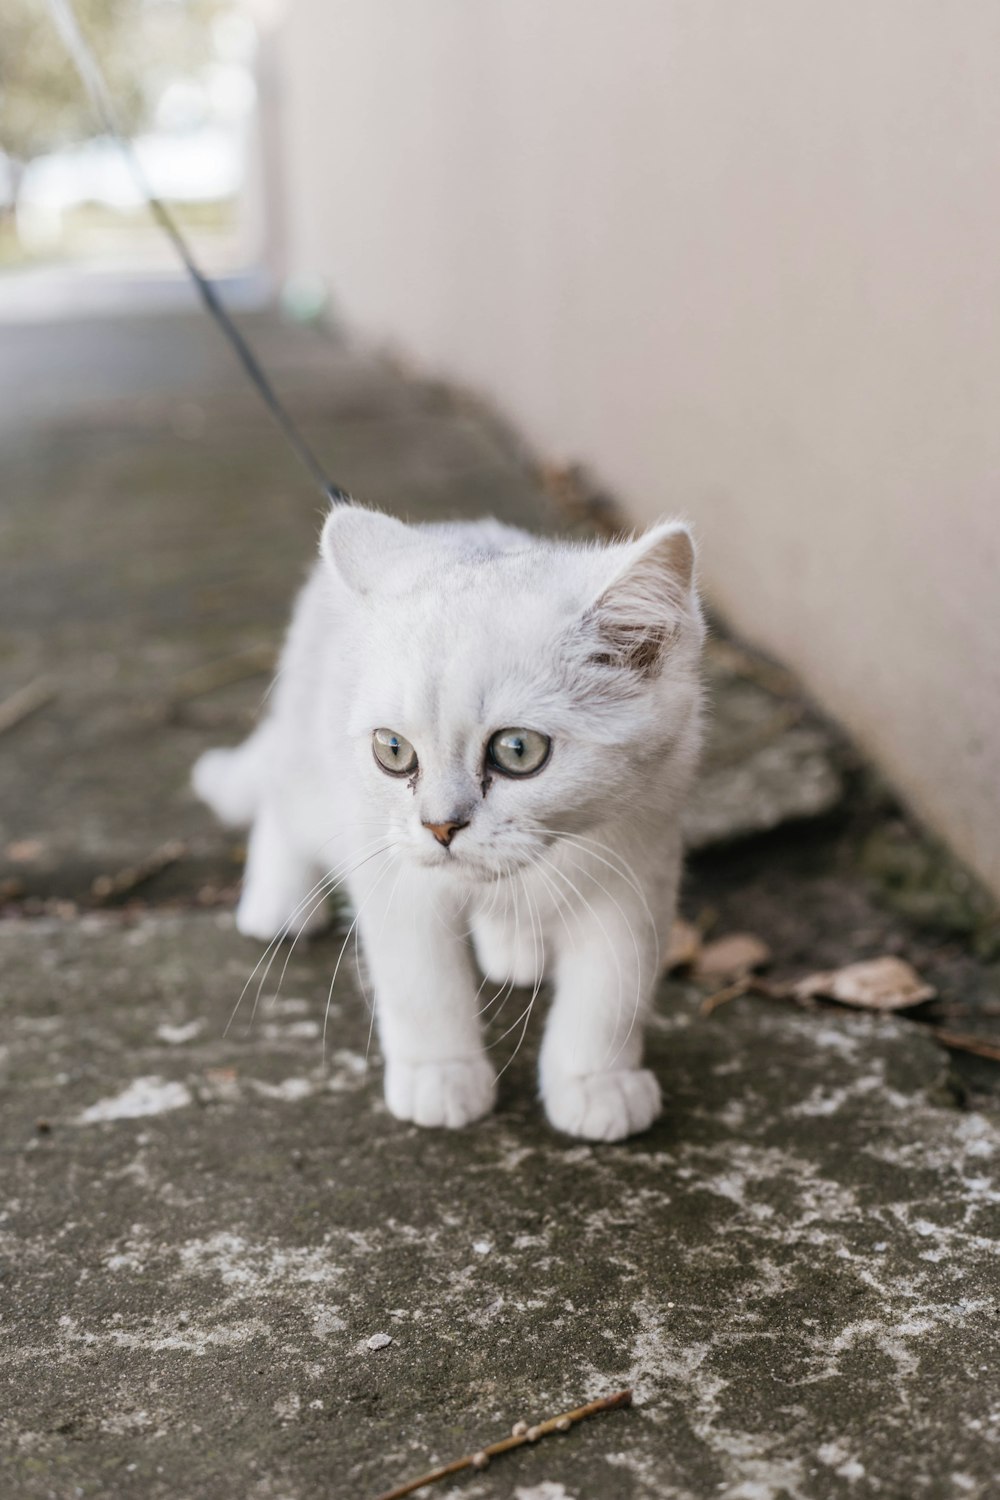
324;510;703;881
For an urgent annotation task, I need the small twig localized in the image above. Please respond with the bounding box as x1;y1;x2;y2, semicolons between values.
372;1389;633;1500
90;839;187;905
929;1028;1000;1064
170;645;276;704
0;677;56;738
700;977;753;1015
699;976;795;1016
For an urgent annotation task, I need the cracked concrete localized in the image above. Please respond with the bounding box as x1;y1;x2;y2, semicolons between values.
1;308;998;1499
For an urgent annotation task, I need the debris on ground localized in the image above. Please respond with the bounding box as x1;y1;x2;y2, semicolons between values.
791;954;936;1010
0;676;56;738
694;931;772;981
90;839;189;905
373;1390;633;1500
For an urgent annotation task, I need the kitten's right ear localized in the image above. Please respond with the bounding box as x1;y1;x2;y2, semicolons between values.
319;505;414;594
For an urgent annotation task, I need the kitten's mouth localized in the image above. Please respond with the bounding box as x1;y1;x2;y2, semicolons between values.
410;847;529;882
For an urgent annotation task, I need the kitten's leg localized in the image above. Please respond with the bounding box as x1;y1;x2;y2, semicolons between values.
539;874;663;1142
471;888;543;987
354;862;496;1129
236;801;322;942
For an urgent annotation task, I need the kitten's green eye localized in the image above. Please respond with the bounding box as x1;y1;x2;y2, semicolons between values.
373;728;418;776
487;728;551;777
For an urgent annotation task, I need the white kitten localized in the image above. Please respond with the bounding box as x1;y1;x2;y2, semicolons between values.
193;506;704;1140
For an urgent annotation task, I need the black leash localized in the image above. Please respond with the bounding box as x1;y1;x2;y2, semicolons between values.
45;0;351;508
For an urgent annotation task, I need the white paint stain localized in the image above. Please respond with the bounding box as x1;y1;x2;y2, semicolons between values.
57;1312;266;1357
155;1021;204;1045
178;1232;346;1292
77;1077;192;1124
251;1077;314;1102
515;1484;577;1500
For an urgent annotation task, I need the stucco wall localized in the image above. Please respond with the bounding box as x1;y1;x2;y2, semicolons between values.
277;2;1000;897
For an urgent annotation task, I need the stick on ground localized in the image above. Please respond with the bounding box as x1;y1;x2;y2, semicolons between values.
0;677;56;738
90;839;187;905
170;645;276;704
929;1028;1000;1064
372;1389;633;1500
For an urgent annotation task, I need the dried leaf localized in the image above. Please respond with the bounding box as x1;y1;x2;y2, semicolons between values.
664;918;702;972
792;956;935;1011
695;933;772;981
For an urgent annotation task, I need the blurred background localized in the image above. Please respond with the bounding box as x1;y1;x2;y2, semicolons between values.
0;0;268;315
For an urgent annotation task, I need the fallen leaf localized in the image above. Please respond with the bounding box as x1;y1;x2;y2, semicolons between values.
664;918;702;972
695;933;772;981
792;956;935;1011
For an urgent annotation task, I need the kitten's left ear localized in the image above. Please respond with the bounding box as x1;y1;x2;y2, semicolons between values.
587;521;699;678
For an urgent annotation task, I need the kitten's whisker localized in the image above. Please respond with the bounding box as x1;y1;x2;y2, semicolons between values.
477;869;524;1020
536;852;623;992
480;866;507;926
225;863;350;1039
250;880;339;1031
477;971;518;1021
494;874;546;1081
259;836;391;1023
539;828;659;951
529;859;578;952
228;833;392;1037
364;860;405;1064
322;849;397;1064
472;960;496;1010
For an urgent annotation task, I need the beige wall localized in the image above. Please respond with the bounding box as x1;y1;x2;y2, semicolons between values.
278;2;1000;896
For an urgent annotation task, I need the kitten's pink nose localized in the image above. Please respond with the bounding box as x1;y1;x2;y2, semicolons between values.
423;819;468;848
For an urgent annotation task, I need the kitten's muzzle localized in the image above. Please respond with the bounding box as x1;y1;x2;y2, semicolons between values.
422;819;468;848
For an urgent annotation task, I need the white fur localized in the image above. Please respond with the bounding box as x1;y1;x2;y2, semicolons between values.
193;507;704;1140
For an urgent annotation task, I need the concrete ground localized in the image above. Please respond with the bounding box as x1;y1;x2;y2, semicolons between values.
1;309;998;1500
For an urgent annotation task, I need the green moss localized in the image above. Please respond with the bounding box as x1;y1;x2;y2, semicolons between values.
861;818;1000;955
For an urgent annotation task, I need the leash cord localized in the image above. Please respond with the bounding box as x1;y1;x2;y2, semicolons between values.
44;0;351;508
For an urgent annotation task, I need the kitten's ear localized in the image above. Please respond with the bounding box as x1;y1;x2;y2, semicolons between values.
319;505;414;594
587;521;698;678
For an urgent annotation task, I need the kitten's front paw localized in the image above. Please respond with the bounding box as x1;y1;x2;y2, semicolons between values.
542;1068;662;1141
384;1057;497;1129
